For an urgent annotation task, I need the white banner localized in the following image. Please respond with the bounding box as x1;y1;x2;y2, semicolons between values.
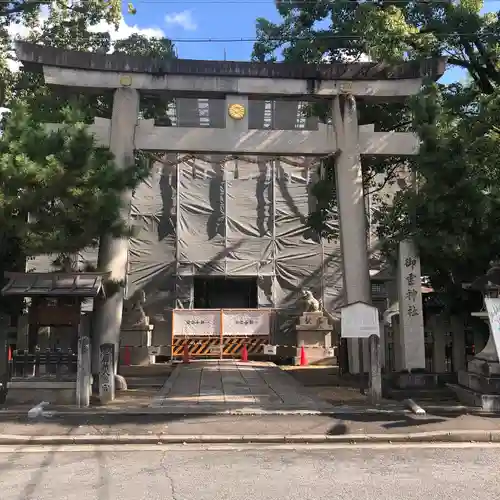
172;310;220;337
222;310;271;336
485;298;500;360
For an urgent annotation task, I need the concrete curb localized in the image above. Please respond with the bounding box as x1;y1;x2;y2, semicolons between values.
1;430;500;445
0;408;411;417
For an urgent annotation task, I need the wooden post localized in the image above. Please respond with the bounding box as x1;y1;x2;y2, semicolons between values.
368;334;382;404
0;325;8;399
77;335;91;407
220;309;224;360
171;309;175;359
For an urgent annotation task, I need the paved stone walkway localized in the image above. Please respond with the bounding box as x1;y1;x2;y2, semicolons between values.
149;361;336;413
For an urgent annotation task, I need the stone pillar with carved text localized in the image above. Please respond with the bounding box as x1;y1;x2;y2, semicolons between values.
396;240;426;370
92;86;139;400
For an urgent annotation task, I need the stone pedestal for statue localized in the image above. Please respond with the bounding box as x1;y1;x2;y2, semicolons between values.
449;311;500;411
295;312;336;365
120;324;154;366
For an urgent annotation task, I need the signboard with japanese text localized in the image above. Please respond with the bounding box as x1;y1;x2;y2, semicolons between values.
262;345;277;355
397;240;426;369
222;310;271;336
341;302;380;339
172;309;220;337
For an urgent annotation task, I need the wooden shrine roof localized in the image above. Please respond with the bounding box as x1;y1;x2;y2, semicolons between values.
1;272;110;298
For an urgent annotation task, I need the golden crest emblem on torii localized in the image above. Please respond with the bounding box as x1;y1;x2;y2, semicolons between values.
228;103;246;120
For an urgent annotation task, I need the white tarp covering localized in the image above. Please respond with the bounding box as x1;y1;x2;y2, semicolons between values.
222;309;271;336
126;156;343;305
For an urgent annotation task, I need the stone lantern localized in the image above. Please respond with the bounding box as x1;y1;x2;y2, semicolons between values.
450;264;500;410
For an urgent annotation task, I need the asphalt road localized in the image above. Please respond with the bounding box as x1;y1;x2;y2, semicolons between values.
0;444;498;500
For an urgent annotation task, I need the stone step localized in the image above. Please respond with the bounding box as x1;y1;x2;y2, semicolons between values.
384;387;457;402
458;369;500;394
447;383;500;412
119;364;173;377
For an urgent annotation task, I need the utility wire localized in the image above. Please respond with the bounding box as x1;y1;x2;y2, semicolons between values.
78;31;500;42
137;0;500;2
12;32;498;42
1;0;500;4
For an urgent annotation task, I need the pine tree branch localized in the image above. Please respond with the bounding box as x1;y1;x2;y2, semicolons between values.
460;40;495;94
473;38;500;85
365;163;400;197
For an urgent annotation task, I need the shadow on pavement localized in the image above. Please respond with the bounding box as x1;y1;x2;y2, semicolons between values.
0;408;487;438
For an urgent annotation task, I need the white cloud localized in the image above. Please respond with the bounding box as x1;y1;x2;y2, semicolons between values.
6;58;21;73
5;13;165;72
7;4;49;39
322;52;372;63
5;5;49;71
165;10;197;31
88;16;165;42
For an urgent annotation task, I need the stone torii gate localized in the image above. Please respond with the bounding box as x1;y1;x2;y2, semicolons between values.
15;42;445;401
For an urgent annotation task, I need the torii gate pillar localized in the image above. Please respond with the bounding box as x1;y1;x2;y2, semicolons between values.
92;87;139;402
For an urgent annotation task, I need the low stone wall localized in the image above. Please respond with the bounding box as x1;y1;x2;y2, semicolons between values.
390;371;456;389
6;380;76;405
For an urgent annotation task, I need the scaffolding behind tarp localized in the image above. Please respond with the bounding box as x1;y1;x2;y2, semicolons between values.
125;154;343;346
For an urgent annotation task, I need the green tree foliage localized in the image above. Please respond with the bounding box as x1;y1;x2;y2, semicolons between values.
0;1;122;105
2;2;176;119
114;34;177;123
253;0;499;92
377;84;500;307
0;103;149;257
253;0;500;303
0;2;174;315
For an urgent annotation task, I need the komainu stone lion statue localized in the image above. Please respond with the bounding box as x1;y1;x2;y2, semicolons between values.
122;289;148;328
301;289;322;313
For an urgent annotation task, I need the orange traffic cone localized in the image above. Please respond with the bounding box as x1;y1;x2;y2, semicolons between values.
182;344;190;364
123;346;131;366
299;345;308;366
241;345;248;362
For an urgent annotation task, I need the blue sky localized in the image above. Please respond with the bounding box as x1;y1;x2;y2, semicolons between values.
122;0;280;61
122;0;499;83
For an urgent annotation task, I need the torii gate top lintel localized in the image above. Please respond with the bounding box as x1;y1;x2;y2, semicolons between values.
14;41;446;100
15;41;445;81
